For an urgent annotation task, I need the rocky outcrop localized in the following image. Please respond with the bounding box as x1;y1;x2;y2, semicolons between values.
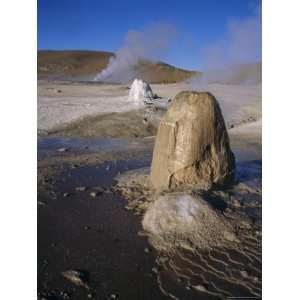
150;91;235;191
128;78;154;105
142;192;237;251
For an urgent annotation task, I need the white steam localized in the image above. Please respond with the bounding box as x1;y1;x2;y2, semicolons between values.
191;5;262;86
94;23;177;83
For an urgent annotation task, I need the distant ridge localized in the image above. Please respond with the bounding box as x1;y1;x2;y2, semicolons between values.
37;50;198;83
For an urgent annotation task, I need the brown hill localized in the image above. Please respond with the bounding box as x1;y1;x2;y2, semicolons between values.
37;50;198;83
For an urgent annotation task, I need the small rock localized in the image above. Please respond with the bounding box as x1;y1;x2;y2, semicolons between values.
90;191;99;198
192;284;207;292
232;198;242;208
143;118;148;124
106;165;110;171
240;270;248;278
61;270;89;289
57;147;69;152
38;200;47;206
84;226;90;230
59;291;70;299
144;247;150;254
157;256;168;264
110;294;118;299
76;186;87;192
87;293;93;299
63;192;70;197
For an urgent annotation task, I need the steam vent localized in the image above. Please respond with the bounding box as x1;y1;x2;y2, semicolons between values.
150;91;235;191
128;78;154;105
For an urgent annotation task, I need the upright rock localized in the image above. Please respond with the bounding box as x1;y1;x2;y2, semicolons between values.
128;78;154;105
150;91;235;191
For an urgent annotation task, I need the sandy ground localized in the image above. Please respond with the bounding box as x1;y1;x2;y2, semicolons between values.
37;79;262;299
38;80;261;134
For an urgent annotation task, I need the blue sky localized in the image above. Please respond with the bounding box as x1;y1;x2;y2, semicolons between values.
38;0;261;70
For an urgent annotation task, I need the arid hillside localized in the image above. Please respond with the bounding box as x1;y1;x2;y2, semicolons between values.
37;50;198;83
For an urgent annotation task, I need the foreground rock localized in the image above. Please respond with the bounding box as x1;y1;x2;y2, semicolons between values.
150;91;235;191
142;192;237;251
128;78;154;105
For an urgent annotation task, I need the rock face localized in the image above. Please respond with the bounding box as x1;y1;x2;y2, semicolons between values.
128;78;154;105
142;192;237;251
150;91;235;191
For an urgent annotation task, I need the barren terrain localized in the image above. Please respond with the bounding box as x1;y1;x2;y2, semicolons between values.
38;77;261;300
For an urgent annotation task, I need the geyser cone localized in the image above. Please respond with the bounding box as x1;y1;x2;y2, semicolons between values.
150;91;235;191
128;78;154;105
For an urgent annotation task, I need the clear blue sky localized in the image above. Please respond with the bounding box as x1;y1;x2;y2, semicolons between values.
38;0;261;70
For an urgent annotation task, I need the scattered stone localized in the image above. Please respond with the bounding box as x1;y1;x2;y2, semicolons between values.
57;147;69;152
232;198;242;208
37;291;56;300
59;291;70;299
150;91;235;191
240;270;248;278
63;192;70;197
87;293;93;299
90;191;99;198
76;186;87;192
192;284;207;292
110;294;118;299
144;247;150;254
255;230;261;236
61;270;89;289
157;256;169;264
106;165;110;171
38;200;47;206
84;226;90;230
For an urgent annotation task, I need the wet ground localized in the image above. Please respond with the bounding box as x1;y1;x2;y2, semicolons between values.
38;133;261;300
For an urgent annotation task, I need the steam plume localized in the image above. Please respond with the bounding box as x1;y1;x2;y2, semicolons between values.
94;23;177;83
191;4;262;86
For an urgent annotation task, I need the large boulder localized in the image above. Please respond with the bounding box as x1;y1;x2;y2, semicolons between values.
128;78;154;105
150;91;235;191
142;192;237;251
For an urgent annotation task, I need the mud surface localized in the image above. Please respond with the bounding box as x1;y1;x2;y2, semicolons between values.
38;129;261;300
38;157;170;300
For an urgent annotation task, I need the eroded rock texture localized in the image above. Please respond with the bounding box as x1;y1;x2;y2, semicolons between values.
150;91;235;191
